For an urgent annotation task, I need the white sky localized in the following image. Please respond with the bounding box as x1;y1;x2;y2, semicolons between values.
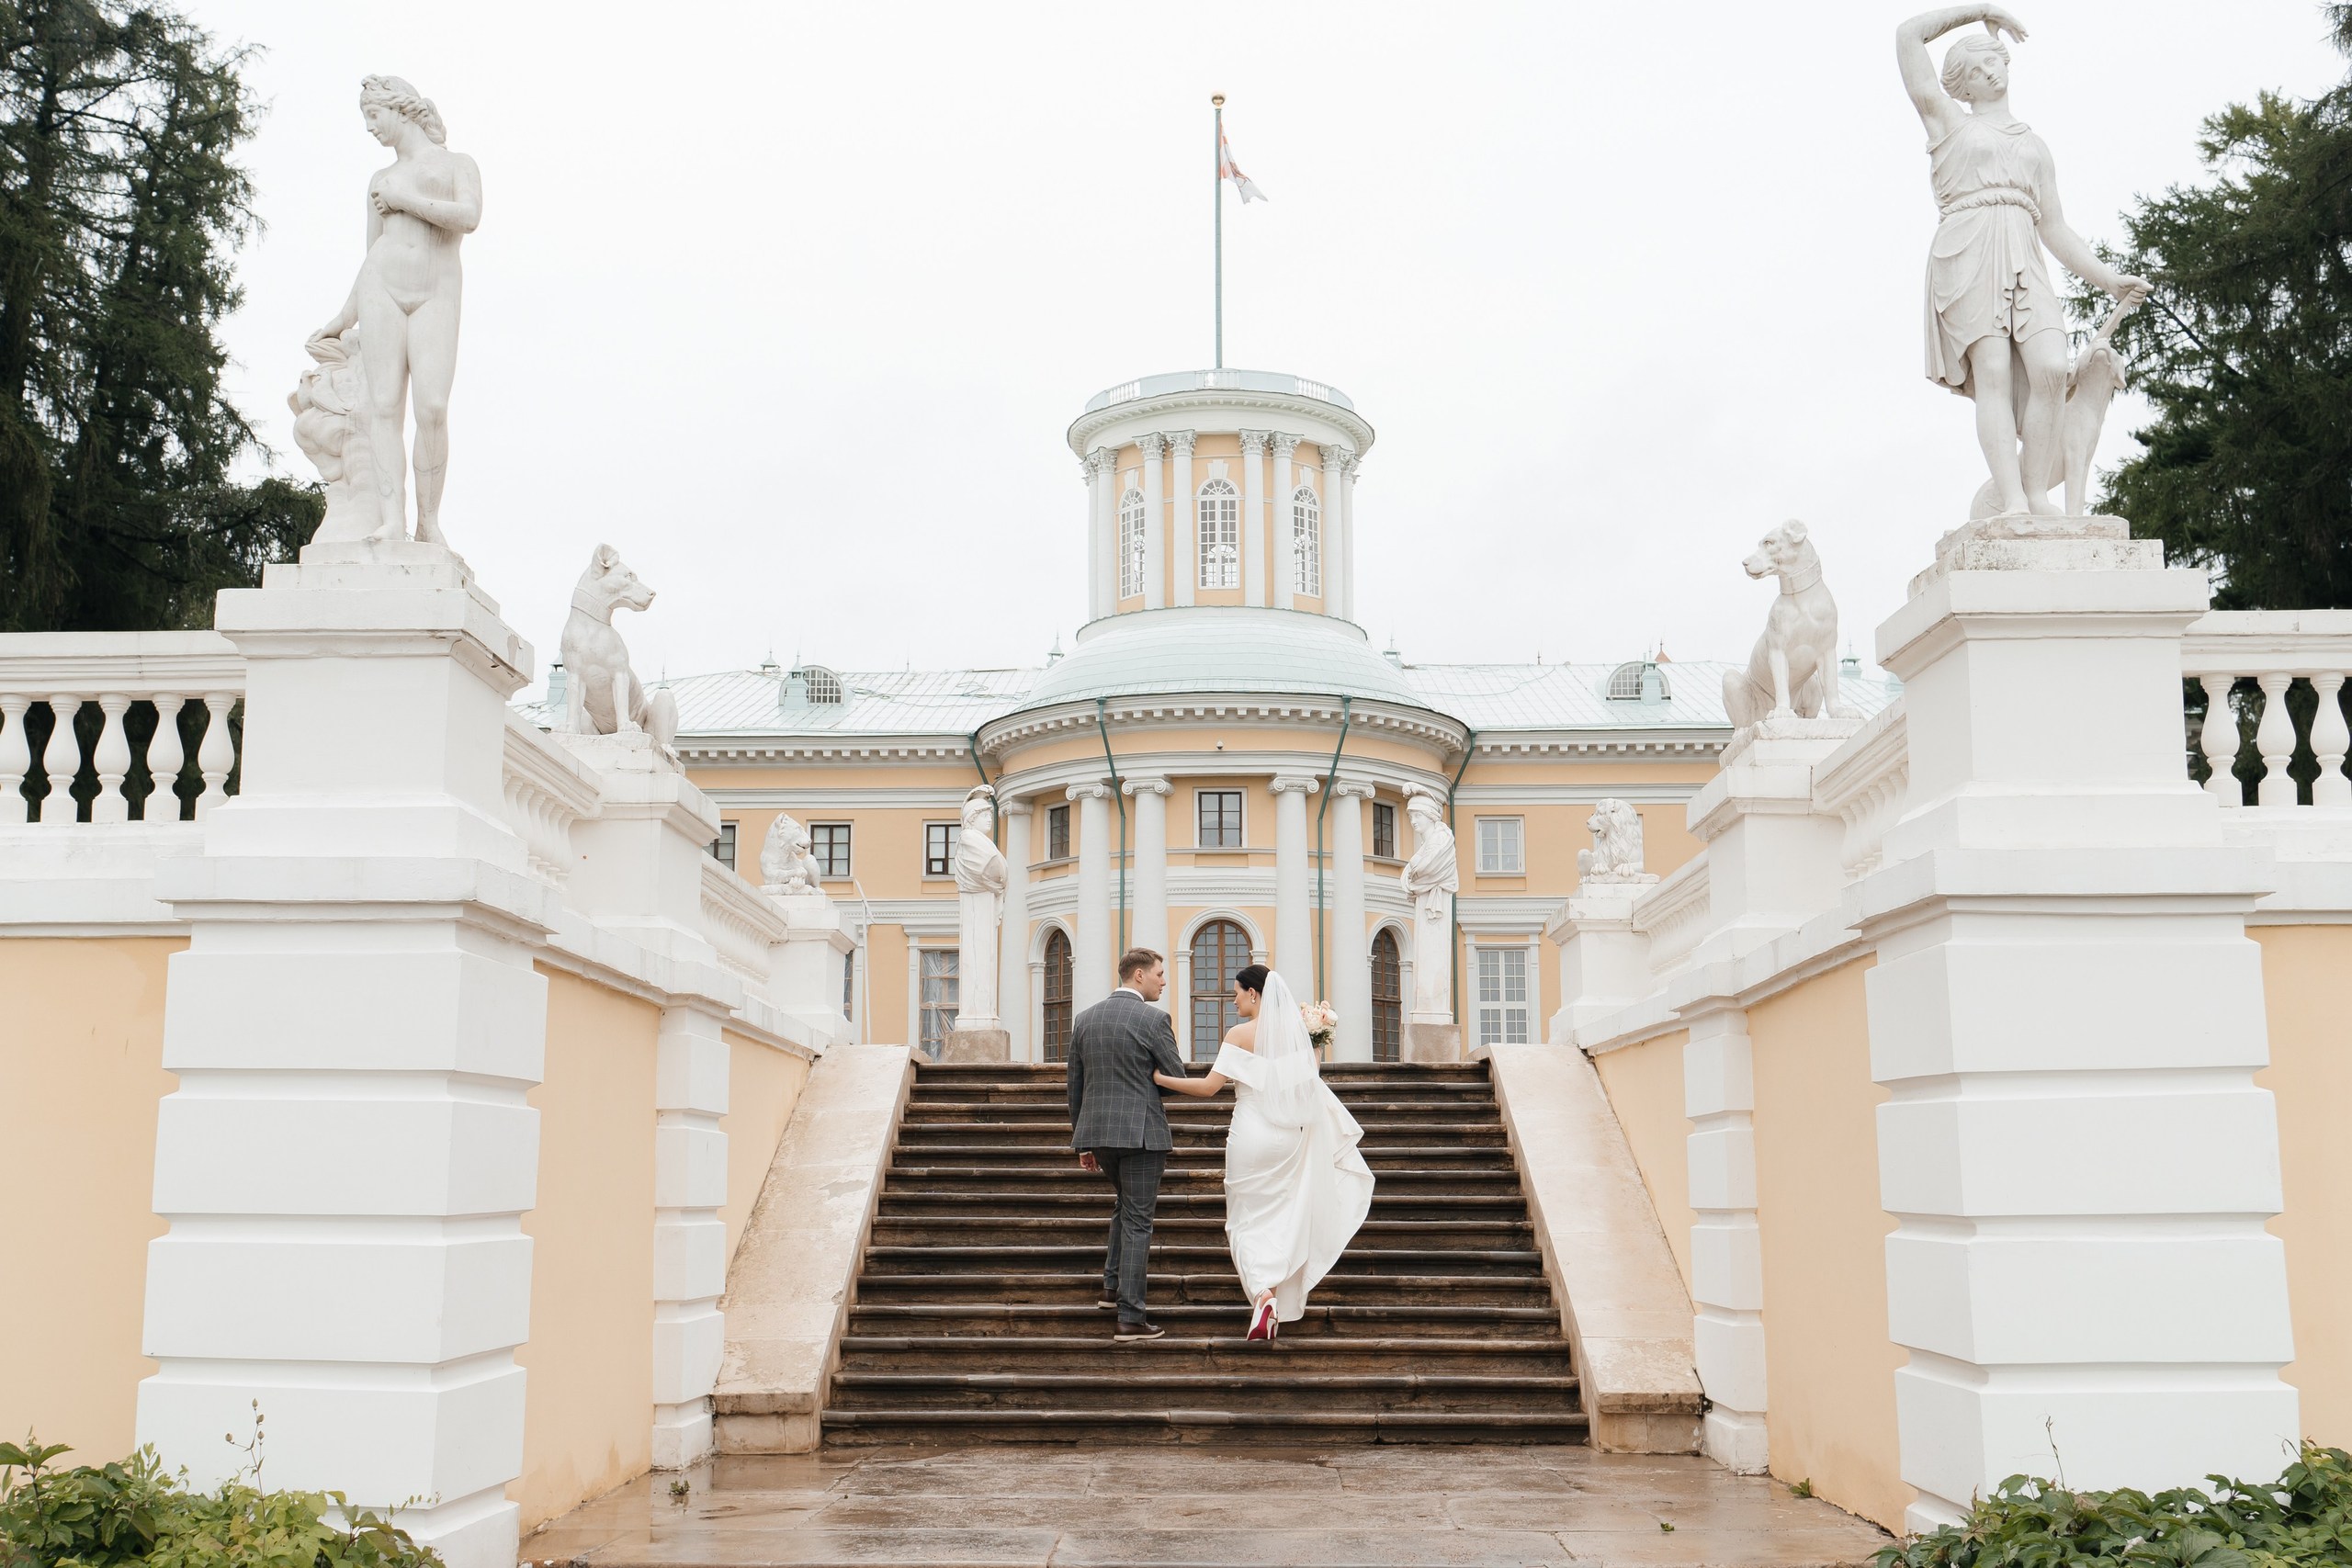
193;1;2348;689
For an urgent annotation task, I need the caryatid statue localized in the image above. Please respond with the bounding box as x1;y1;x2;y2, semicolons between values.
1897;8;2150;520
1399;788;1458;1020
952;786;1009;1032
305;75;481;547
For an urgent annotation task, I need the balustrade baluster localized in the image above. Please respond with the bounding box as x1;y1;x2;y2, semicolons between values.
44;694;84;823
195;692;237;817
2311;672;2351;807
92;693;132;824
148;694;187;821
2199;673;2241;803
0;695;28;824
2255;671;2298;806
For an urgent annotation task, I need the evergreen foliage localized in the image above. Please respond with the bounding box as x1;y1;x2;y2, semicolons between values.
2089;6;2352;609
0;0;317;634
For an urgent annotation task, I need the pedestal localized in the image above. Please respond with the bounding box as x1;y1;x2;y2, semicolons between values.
1864;518;2296;1528
1545;883;1654;1043
941;1026;1011;1063
1404;1016;1463;1064
140;545;548;1568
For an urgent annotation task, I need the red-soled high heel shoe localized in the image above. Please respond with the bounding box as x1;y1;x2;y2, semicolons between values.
1246;1297;1275;1342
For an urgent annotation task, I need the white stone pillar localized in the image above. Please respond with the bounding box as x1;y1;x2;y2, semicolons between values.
1069;780;1114;1008
1137;433;1166;611
1270;773;1318;982
1272;434;1299;610
1329;780;1374;1060
1124;775;1171;996
1084;451;1108;622
1683;1004;1767;1472
1172;942;1194;1061
1240;430;1269;607
1335;450;1359;623
141;546;552;1568
1864;522;2295;1529
999;799;1033;1060
1169;431;1196;608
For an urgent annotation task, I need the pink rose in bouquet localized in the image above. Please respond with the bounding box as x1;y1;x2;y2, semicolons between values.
1301;1000;1339;1051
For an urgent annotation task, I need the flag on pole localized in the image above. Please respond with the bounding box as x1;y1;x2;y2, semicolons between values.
1218;124;1267;203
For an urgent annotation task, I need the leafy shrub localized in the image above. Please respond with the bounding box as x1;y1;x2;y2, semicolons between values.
2;1435;441;1568
1878;1444;2352;1568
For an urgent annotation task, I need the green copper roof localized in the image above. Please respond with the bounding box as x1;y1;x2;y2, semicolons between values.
1009;607;1430;715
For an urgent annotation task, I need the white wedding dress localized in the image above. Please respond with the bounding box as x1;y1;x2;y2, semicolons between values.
1211;973;1375;1322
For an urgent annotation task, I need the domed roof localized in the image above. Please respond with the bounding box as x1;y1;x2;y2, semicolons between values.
1007;606;1436;716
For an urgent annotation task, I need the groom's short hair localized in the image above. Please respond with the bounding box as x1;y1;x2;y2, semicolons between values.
1116;946;1163;982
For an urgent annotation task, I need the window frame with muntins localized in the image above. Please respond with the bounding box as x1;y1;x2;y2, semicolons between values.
1188;919;1252;1064
1372;801;1396;860
1046;804;1070;861
810;821;853;879
1118;486;1148;601
923;820;955;878
1475;945;1530;1048
1476;815;1525;875
1042;928;1074;1062
919;947;959;1059
1292;483;1321;596
1197;478;1239;590
1371;928;1404;1064
1196;788;1244;848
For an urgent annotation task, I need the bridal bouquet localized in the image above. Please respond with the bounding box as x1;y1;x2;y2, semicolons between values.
1301;999;1339;1052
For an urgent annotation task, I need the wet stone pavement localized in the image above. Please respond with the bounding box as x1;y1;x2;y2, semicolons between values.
518;1444;1894;1568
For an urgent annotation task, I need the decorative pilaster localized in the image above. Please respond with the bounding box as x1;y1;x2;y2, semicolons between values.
1136;434;1166;611
1334;448;1359;623
1239;430;1269;607
1069;780;1114;1008
1090;448;1120;619
1329;780;1375;1060
1271;434;1299;611
1083;453;1106;622
1124;776;1172;998
999;800;1033;1060
1270;773;1318;981
1683;1004;1768;1472
1168;432;1197;608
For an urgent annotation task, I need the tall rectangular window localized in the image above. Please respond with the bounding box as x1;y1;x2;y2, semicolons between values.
709;821;737;871
1046;804;1070;861
924;821;955;877
1198;479;1239;589
1197;789;1243;848
1292;486;1321;596
1476;947;1530;1048
1119;488;1147;600
920;948;958;1058
810;822;852;879
1372;801;1396;860
1476;816;1525;875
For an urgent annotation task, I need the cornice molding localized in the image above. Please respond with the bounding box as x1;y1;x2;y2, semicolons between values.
1068;388;1376;458
978;695;1468;762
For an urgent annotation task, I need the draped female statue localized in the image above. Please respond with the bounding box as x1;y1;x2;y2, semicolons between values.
1897;8;2148;518
308;75;481;547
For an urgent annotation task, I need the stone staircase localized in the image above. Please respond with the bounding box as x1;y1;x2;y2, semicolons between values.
821;1060;1589;1446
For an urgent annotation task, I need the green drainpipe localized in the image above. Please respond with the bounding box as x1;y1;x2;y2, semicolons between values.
1095;699;1127;952
1312;696;1353;1002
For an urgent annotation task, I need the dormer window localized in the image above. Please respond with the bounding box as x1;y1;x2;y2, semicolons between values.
1197;478;1239;590
1605;660;1669;702
799;665;845;705
1119;487;1147;600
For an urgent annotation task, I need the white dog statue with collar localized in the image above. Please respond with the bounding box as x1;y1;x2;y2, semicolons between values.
1723;521;1849;732
560;543;678;750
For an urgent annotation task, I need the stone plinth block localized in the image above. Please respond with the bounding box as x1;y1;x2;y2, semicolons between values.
942;1026;1011;1063
1404;1019;1463;1064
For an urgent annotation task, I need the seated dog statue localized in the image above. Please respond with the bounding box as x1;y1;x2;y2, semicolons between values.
1723;521;1846;732
560;544;678;749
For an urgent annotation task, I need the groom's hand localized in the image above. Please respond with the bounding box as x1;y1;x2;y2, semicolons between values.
1078;1151;1101;1174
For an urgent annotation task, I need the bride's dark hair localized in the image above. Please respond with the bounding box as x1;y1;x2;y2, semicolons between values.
1234;964;1270;996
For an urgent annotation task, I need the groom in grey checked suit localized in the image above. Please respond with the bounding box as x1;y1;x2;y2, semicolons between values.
1067;945;1188;1340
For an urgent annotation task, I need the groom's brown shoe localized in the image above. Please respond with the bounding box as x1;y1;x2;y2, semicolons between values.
1114;1319;1165;1341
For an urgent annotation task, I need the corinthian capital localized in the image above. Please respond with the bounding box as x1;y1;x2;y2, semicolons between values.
1270;432;1301;458
1238;429;1268;457
1166;430;1197;457
1322;442;1355;475
1134;432;1166;460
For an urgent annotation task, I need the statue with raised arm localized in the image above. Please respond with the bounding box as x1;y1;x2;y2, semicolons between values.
306;75;481;547
1896;9;2149;519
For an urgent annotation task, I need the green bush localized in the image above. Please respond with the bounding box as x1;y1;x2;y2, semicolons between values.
1878;1444;2352;1567
2;1435;441;1568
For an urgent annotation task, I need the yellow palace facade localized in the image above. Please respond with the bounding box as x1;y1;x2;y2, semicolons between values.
623;368;1893;1061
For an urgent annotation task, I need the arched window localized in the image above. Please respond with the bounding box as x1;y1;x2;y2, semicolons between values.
798;664;845;705
1605;660;1669;702
1041;929;1073;1063
1197;479;1239;590
1188;919;1251;1063
1292;484;1321;597
1118;487;1147;601
1371;929;1403;1065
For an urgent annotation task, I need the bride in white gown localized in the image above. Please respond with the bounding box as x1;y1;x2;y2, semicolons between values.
1154;965;1374;1341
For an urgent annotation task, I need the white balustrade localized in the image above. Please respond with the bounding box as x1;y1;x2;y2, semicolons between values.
2182;611;2352;807
500;713;601;881
1812;702;1909;879
0;633;245;825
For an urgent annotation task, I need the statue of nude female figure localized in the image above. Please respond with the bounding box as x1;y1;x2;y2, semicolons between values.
310;76;481;547
1896;8;2148;517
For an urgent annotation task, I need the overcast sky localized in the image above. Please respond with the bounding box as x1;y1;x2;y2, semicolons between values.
194;1;2347;690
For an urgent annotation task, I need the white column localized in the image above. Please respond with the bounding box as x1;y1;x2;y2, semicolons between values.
1172;943;1193;1060
1169;431;1196;608
999;800;1033;1059
1124;776;1171;998
140;548;550;1568
1069;780;1114;1008
1683;1005;1767;1472
1240;430;1269;607
1136;433;1165;610
1270;773;1318;982
1329;779;1374;1060
1336;451;1360;623
1272;434;1299;610
1084;453;1107;622
1866;525;2294;1529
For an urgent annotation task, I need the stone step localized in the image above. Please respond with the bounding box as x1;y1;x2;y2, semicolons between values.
867;1216;1534;1248
907;1089;1497;1111
911;1063;1490;1081
818;1407;1590;1447
887;1146;1519;1174
873;1190;1533;1221
834;1334;1576;1376
845;1301;1566;1337
827;1369;1582;1415
850;1271;1553;1306
884;1165;1523;1188
861;1244;1545;1277
894;1119;1509;1143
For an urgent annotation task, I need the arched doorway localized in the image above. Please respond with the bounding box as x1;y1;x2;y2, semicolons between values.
1041;928;1073;1063
1371;928;1404;1065
1188;919;1251;1063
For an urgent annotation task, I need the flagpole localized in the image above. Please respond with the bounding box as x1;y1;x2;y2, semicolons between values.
1212;93;1224;370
